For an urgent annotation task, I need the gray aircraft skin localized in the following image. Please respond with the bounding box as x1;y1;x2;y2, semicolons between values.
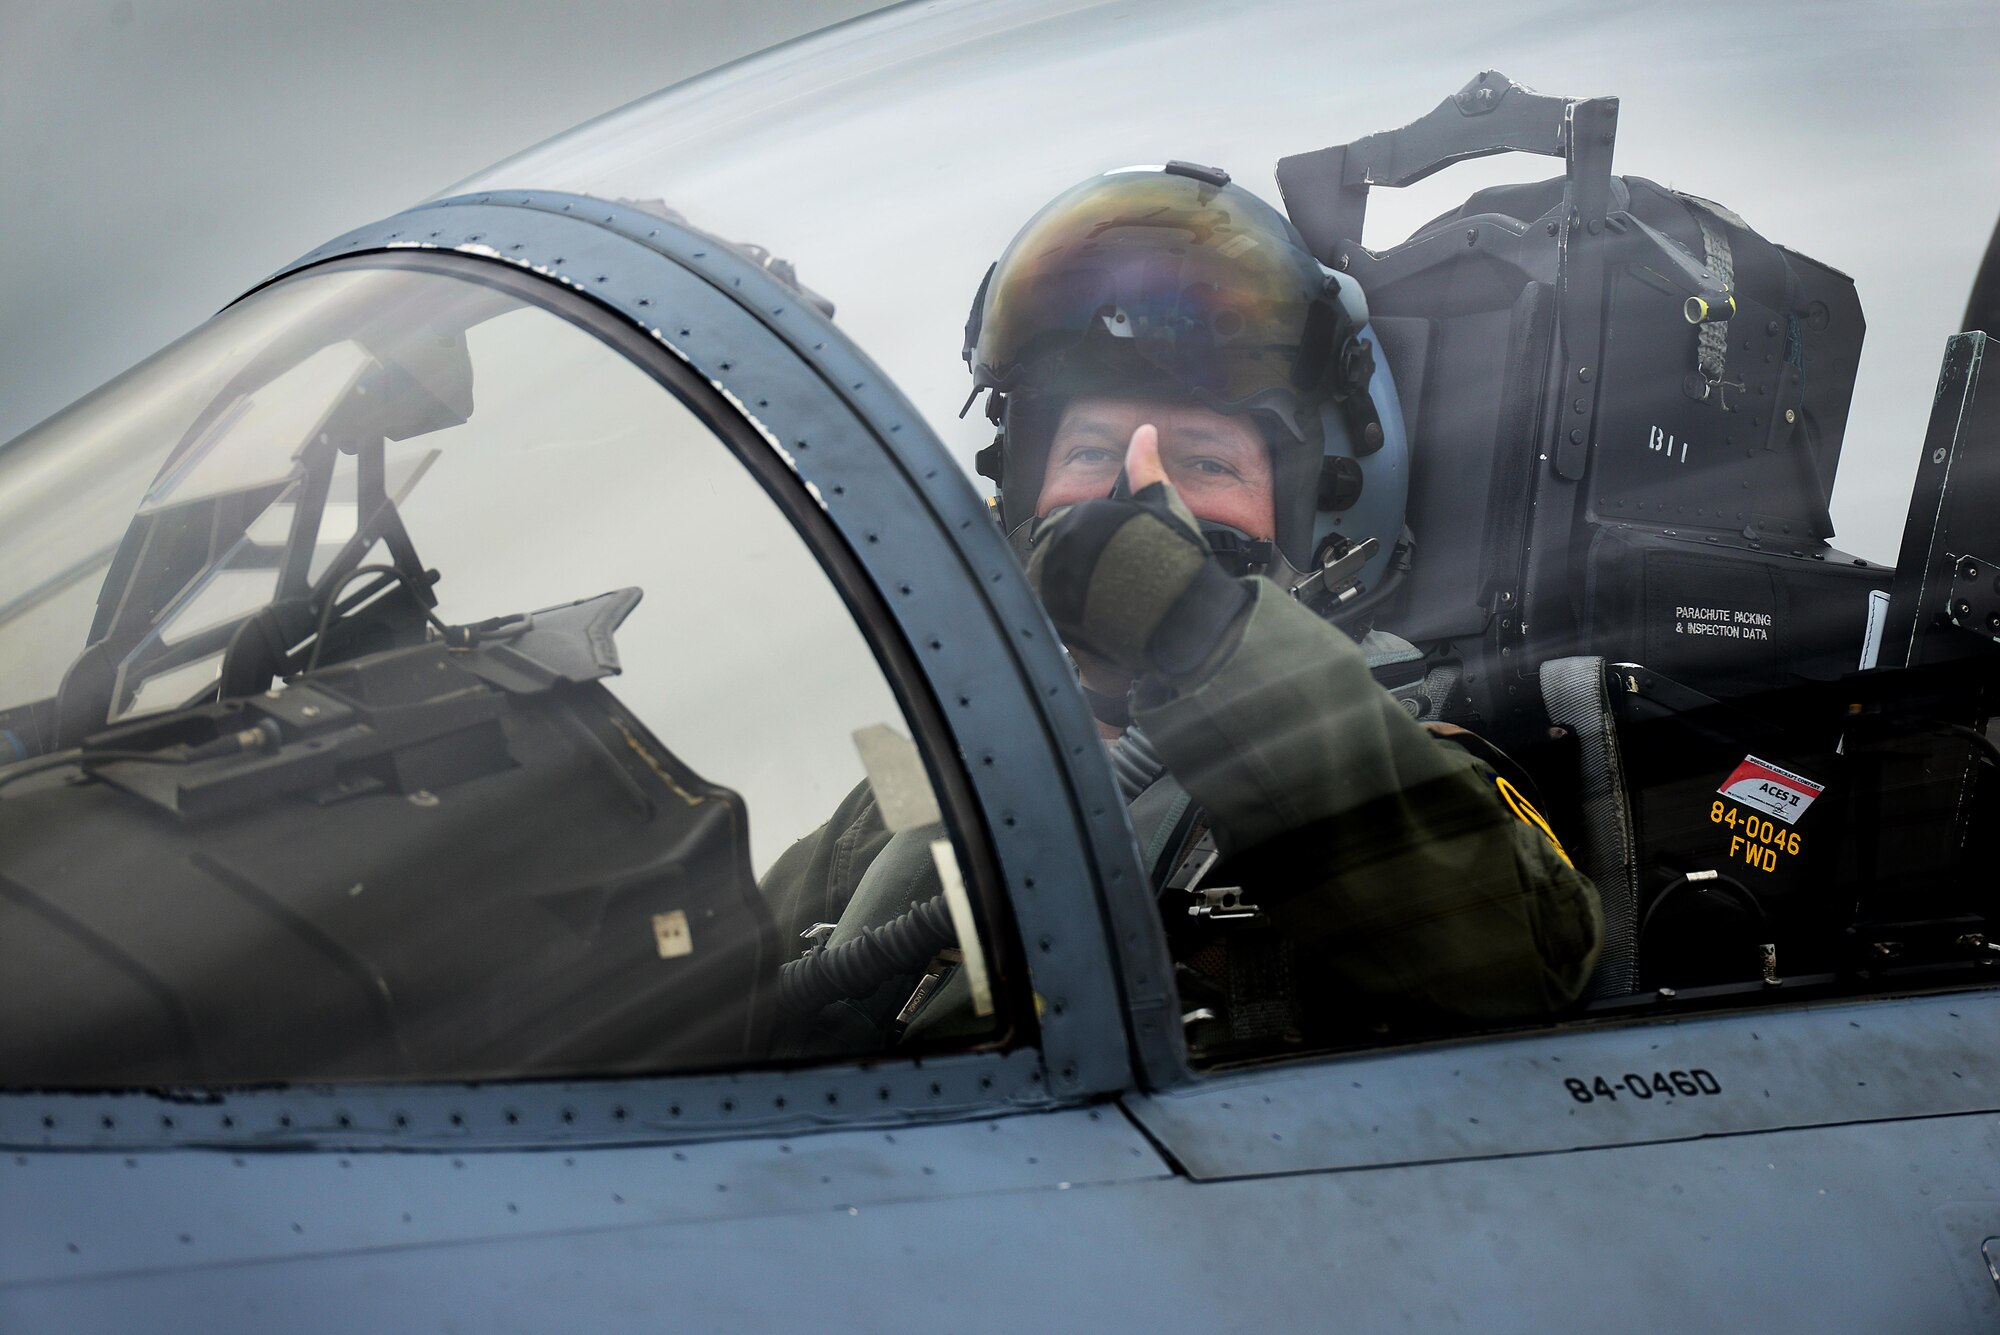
6;2;2000;1330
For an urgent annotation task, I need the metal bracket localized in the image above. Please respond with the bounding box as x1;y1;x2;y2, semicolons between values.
1290;536;1378;608
1164;825;1263;922
1553;95;1619;480
1946;553;2000;643
1187;886;1263;922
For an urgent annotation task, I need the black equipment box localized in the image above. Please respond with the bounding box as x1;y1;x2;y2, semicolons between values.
1585;527;1883;698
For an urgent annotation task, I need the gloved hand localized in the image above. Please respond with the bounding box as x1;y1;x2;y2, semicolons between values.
1025;425;1253;685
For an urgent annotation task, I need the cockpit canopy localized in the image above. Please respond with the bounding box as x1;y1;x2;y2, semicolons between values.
2;0;1999;1093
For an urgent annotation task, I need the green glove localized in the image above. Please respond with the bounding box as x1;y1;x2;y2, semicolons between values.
1025;481;1253;685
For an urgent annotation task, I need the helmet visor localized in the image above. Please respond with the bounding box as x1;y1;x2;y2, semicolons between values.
971;171;1335;434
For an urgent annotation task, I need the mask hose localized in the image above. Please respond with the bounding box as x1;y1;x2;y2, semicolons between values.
776;893;957;1021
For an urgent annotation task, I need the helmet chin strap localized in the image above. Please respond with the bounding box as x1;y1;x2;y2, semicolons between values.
1197;521;1284;581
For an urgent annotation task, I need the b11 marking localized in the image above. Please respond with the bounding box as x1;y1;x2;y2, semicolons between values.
1717;755;1824;824
1648;425;1689;463
1564;1070;1722;1104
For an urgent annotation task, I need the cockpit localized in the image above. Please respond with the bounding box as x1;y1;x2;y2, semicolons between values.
2;1;1998;1096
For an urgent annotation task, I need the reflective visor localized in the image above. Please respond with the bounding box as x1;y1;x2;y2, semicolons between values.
970;171;1335;435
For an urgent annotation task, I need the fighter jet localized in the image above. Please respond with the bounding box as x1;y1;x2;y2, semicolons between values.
5;1;2000;1329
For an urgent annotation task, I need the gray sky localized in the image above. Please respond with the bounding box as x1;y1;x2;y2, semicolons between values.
0;0;890;446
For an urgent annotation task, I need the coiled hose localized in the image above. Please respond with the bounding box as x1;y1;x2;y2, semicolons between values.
776;726;1167;1021
1105;725;1167;803
775;891;957;1021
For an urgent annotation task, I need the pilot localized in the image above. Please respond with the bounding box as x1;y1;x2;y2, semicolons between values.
768;165;1601;1052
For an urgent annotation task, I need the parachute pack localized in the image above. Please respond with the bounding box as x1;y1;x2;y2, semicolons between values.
1279;71;1882;733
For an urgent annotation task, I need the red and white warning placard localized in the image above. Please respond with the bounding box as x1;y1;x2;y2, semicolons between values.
1716;755;1825;824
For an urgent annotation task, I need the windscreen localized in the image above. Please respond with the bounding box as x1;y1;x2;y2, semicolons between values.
0;263;999;1085
452;0;2000;1055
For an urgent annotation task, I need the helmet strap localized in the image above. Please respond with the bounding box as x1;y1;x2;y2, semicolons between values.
1080;682;1134;729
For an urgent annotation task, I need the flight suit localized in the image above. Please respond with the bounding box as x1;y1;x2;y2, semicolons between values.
1132;578;1600;1032
762;573;1601;1048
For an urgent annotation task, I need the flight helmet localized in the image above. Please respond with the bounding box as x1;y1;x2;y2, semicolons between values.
963;162;1407;605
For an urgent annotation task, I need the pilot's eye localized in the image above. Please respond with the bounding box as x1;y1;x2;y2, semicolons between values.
1062;445;1117;466
1183;457;1239;479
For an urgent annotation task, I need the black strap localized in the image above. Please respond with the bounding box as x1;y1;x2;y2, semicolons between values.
1081;683;1133;728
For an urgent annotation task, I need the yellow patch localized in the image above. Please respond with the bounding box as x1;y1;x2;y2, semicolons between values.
1494;775;1573;868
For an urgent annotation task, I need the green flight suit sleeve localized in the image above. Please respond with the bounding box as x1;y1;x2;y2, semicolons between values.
757;779;892;947
1134;581;1602;1021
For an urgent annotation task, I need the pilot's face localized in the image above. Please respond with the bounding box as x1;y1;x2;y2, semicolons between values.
1036;395;1275;539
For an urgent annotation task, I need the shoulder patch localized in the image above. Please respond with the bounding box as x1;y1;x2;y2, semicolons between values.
1491;773;1573;868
